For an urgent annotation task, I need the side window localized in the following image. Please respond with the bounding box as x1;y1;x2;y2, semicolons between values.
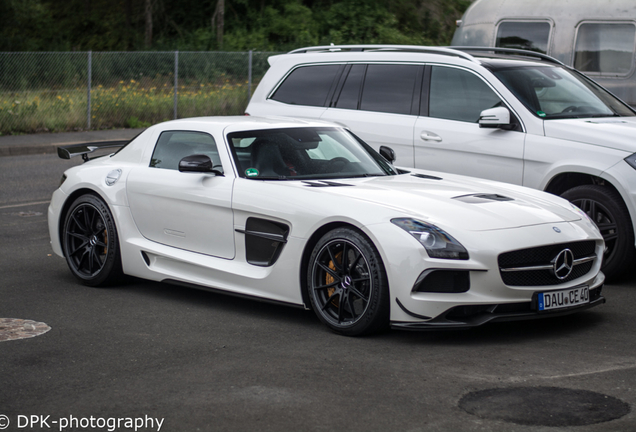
496;21;551;54
150;131;220;170
335;64;366;110
429;66;502;123
574;23;636;75
359;64;419;115
270;65;342;106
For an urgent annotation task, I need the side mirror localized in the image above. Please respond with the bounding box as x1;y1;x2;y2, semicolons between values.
379;146;396;164
479;107;511;129
178;154;224;176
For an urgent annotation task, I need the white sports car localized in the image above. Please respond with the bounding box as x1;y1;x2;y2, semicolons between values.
48;116;605;335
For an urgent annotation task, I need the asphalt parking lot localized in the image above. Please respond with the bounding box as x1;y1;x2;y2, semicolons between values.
2;145;636;432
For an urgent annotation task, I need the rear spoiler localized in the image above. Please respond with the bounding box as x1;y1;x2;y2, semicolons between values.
57;140;130;162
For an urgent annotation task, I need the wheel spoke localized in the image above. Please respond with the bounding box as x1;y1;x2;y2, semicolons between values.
349;252;362;272
349;286;369;302
603;232;619;242
71;213;87;232
326;245;342;272
346;295;358;318
321;290;340;312
313;280;339;291
596;221;617;232
336;295;345;323
83;207;92;233
77;249;90;272
317;261;340;281
67;231;88;241
341;242;349;273
90;248;103;272
68;240;89;257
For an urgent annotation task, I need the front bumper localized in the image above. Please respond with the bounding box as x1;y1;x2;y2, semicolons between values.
391;285;605;330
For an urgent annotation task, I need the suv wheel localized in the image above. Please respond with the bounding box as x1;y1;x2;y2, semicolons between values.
561;185;635;281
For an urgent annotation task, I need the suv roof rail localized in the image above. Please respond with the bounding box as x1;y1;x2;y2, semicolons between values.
288;44;479;63
451;46;565;66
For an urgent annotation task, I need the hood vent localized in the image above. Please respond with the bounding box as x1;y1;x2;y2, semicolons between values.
453;193;514;204
302;180;353;187
412;173;442;180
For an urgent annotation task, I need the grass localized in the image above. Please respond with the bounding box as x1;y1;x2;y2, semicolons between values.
0;77;251;135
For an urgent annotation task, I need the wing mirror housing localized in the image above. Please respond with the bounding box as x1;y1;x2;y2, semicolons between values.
179;154;224;176
479;107;511;129
379;146;396;164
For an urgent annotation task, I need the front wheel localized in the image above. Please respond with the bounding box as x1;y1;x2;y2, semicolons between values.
62;194;124;286
561;185;635;281
307;228;389;336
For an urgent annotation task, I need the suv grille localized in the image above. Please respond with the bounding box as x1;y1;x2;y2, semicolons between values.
498;241;597;286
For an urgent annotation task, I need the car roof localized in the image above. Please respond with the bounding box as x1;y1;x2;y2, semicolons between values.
270;45;564;68
150;115;340;134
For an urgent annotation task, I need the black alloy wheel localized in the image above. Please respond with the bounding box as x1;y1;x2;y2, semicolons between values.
308;228;389;336
562;184;635;281
63;194;123;286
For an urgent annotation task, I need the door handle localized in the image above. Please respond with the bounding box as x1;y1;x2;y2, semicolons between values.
420;131;442;142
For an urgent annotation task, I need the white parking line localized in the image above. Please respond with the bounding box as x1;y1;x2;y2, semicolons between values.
0;200;50;209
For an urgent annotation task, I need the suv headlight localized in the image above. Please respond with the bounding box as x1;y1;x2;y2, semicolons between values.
392;218;469;260
625;153;636;170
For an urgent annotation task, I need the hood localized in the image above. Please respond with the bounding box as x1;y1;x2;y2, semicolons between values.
297;171;582;232
544;117;636;153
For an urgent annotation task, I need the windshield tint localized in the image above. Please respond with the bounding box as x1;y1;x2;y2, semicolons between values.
488;64;635;119
227;127;397;180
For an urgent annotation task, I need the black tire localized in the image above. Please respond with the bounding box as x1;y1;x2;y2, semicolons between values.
307;228;390;336
62;194;124;287
561;185;635;281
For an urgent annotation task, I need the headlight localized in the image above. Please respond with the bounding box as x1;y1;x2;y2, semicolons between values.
59;174;67;187
391;218;469;260
625;153;636;170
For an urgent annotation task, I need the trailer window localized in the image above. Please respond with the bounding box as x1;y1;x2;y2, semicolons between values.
496;21;551;54
574;23;636;75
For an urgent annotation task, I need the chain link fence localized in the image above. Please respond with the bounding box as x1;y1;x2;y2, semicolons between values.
0;51;281;135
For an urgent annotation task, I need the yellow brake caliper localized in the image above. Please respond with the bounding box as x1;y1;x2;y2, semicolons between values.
326;251;342;307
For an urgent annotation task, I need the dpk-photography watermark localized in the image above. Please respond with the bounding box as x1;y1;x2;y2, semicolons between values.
0;414;164;431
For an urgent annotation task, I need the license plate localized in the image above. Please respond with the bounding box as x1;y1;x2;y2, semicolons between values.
538;286;589;311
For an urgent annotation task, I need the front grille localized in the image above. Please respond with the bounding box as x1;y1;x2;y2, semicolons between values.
498;241;597;286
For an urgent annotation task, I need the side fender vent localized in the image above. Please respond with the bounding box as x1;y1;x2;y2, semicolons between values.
236;218;290;267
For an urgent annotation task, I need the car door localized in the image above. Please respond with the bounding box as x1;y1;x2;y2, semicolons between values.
414;65;525;184
127;130;235;259
320;63;422;167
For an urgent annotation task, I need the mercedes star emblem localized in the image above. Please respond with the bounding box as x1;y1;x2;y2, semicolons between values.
552;248;574;279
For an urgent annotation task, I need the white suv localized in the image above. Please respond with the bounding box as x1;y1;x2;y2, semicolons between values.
246;45;636;280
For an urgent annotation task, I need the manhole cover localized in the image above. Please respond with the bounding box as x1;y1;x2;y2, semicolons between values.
459;386;630;426
0;318;51;342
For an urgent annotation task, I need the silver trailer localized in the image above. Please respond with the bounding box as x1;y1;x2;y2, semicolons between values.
451;0;636;106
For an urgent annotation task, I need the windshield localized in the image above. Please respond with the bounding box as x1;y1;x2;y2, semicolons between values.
227;127;397;180
487;64;635;119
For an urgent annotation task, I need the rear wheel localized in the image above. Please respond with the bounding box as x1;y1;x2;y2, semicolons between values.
561;185;634;281
62;194;123;286
307;228;389;336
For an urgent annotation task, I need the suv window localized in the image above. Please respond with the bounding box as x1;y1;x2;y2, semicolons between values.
359;64;420;115
574;23;636;75
271;65;342;106
429;66;502;123
496;21;551;54
489;64;635;118
150;131;220;170
335;64;365;110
